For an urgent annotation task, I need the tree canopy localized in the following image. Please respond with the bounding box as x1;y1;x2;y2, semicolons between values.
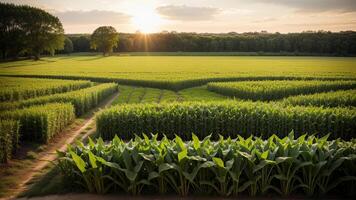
69;31;356;56
0;3;64;60
63;37;73;54
90;26;119;56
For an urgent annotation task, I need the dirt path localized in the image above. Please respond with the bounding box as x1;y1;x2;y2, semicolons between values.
3;92;120;200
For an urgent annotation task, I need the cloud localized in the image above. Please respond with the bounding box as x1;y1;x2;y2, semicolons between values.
252;17;277;23
52;10;131;25
255;0;356;13
156;5;220;21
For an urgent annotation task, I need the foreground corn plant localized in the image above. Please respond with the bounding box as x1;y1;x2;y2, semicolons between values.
57;133;356;197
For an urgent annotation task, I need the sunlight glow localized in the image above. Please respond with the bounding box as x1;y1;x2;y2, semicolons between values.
131;7;163;33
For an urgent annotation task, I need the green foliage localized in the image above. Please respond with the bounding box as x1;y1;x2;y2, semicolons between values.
0;103;75;143
63;37;73;54
207;80;356;101
0;77;92;102
57;134;356;197
96;101;356;140
68;32;356;56
0;120;19;163
281;89;356;107
90;26;119;56
0;2;64;60
0;83;118;116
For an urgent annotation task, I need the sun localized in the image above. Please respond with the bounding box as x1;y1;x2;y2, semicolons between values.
131;8;162;33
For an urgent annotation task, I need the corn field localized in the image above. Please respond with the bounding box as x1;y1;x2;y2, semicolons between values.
96;101;356;140
281;89;356;108
0;120;19;163
207;80;356;101
0;103;75;143
4;74;355;91
0;77;92;102
57;133;356;197
0;83;118;116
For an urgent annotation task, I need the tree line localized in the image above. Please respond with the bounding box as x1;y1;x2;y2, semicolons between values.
1;2;356;60
69;31;356;56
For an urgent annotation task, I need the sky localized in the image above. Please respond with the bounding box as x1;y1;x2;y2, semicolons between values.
2;0;356;33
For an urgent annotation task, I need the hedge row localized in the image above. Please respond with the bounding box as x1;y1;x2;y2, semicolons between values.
207;80;356;101
281;89;356;108
0;103;75;143
96;101;356;140
0;120;19;163
57;134;356;197
0;77;92;102
0;83;118;116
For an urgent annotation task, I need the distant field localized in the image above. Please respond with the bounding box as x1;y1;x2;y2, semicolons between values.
1;55;355;90
1;56;355;74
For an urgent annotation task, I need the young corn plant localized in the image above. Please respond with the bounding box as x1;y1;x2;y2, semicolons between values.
56;133;356;197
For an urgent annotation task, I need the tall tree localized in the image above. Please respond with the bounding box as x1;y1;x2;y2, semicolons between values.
0;3;64;60
22;5;64;59
90;26;119;56
0;3;26;59
63;37;73;55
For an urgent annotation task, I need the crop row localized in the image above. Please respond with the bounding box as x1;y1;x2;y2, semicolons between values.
207;80;356;101
0;77;92;102
0;83;118;116
0;103;75;143
57;134;356;197
96;101;356;140
2;74;355;91
0;120;19;163
281;89;356;108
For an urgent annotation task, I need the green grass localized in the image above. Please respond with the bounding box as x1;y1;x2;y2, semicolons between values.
179;86;229;101
2;55;355;90
113;85;229;105
1;56;355;79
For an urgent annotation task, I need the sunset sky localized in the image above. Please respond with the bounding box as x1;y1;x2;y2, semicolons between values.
2;0;356;33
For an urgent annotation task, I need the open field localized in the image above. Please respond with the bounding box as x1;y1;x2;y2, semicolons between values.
1;56;356;90
0;55;355;199
2;0;356;198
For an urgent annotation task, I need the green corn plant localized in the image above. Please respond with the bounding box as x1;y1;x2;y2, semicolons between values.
273;133;312;196
0;83;118;115
0;120;19;163
0;77;92;102
56;133;356;197
254;143;279;195
0;103;75;143
281;89;356;108
207;80;356;101
96;101;356;141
